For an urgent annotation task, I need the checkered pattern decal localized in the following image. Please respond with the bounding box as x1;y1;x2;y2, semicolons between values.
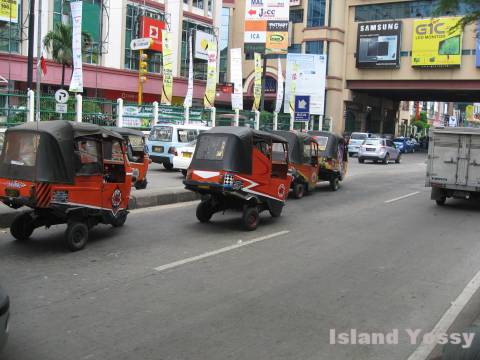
224;174;235;186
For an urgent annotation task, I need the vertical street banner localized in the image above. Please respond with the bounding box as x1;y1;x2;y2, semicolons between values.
184;33;194;108
69;1;83;93
0;0;18;23
252;52;262;111
230;48;243;110
275;57;284;113
284;53;327;115
288;63;298;114
476;22;480;68
204;41;218;108
161;30;173;105
244;0;290;54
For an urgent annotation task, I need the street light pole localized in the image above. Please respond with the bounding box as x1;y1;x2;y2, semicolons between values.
35;0;43;122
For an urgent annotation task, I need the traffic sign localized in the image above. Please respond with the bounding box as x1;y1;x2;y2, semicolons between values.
55;89;69;104
130;38;152;50
294;95;310;122
55;103;68;114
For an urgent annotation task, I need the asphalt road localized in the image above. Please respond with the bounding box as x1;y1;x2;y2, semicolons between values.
2;152;480;360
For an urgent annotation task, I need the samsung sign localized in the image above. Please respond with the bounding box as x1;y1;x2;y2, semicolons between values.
356;21;402;69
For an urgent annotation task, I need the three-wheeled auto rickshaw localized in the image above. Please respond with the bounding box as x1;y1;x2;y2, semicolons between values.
308;131;348;191
272;130;320;199
108;127;150;190
0;121;132;251
184;127;291;231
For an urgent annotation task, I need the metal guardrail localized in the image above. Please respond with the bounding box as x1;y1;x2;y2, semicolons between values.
0;91;29;127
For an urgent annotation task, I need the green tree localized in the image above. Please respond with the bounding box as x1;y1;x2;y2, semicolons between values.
436;0;480;29
43;24;92;88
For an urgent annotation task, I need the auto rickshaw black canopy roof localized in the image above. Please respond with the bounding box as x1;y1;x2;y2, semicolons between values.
308;131;345;159
0;121;124;184
191;126;288;174
107;127;145;138
272;130;316;164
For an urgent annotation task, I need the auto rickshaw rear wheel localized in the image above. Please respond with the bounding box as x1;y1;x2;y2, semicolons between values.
269;204;283;218
65;221;89;252
134;178;148;190
242;206;259;231
112;211;128;227
196;201;213;223
329;177;340;191
293;182;305;199
10;213;34;241
163;163;174;170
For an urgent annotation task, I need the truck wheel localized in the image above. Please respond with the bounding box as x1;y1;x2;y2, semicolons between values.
10;213;34;241
112;211;128;227
329;177;340;191
196;201;213;223
242;207;259;231
436;197;446;206
163;163;174;170
134;178;148;190
293;182;305;199
65;221;89;252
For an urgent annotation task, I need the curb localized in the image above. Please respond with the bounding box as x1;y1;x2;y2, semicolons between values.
0;188;200;229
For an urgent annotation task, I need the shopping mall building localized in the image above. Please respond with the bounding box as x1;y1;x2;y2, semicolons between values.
1;0;479;134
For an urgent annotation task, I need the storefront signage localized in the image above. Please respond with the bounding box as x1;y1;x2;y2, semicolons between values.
140;16;166;52
412;17;463;68
356;21;402;68
0;0;18;23
130;38;152;51
194;30;215;60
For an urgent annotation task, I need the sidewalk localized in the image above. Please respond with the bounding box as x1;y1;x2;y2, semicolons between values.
0;186;199;228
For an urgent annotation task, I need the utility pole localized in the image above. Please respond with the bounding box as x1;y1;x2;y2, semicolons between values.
35;0;43;121
27;0;36;89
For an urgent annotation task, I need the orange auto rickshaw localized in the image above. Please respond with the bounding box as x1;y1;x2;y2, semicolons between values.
184;127;291;231
109;127;150;190
0;121;132;251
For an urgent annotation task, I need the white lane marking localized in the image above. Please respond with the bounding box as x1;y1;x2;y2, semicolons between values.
154;230;290;272
384;192;420;204
130;200;199;215
407;268;480;360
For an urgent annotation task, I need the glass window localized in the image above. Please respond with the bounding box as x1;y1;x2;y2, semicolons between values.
305;41;324;54
3;133;39;167
288;44;302;53
290;9;304;23
76;139;101;175
181;20;214;80
313;136;329;151
195;136;228;160
193;0;204;10
272;143;288;162
307;0;326;28
177;129;198;143
303;143;312;159
351;133;368;140
103;140;124;162
150;126;173;142
0;0;22;53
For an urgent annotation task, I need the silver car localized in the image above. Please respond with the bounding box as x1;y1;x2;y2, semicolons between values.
0;285;9;352
348;132;370;156
358;138;401;164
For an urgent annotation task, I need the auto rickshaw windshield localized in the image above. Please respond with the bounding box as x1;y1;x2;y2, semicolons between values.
2;132;40;167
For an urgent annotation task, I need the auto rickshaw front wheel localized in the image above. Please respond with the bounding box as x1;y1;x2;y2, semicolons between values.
242;207;259;231
134;178;148;190
10;213;34;241
329;177;340;191
292;182;305;199
65;221;89;252
112;211;128;227
196;201;214;223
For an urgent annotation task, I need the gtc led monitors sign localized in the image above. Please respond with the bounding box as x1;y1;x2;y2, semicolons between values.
140;17;166;52
266;21;289;54
412;17;463;67
356;21;401;68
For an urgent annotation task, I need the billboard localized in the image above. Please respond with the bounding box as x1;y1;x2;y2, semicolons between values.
140;17;166;52
284;54;327;115
244;0;289;54
356;21;401;68
0;0;18;23
412;17;463;68
195;30;215;60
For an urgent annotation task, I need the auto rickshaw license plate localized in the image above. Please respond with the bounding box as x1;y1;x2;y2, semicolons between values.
152;146;164;153
198;185;210;190
183;152;192;158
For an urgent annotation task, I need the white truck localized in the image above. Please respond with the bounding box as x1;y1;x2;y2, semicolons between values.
426;127;480;206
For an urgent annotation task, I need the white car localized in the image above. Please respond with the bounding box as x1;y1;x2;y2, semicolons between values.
172;140;196;176
0;128;6;152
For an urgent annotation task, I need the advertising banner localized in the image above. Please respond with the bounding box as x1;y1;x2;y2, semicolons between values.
195;30;215;60
184;33;194;108
252;53;263;111
412;17;463;67
356;21;401;68
288;63;298;115
140;16;165;52
275;58;284;113
294;95;310;122
161;30;173;105
230;48;243;110
284;54;327;115
0;0;18;23
476;22;480;68
244;0;289;54
204;41;218;108
69;1;83;93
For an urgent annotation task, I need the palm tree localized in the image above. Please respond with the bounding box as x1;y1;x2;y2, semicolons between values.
43;23;92;88
436;0;480;29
